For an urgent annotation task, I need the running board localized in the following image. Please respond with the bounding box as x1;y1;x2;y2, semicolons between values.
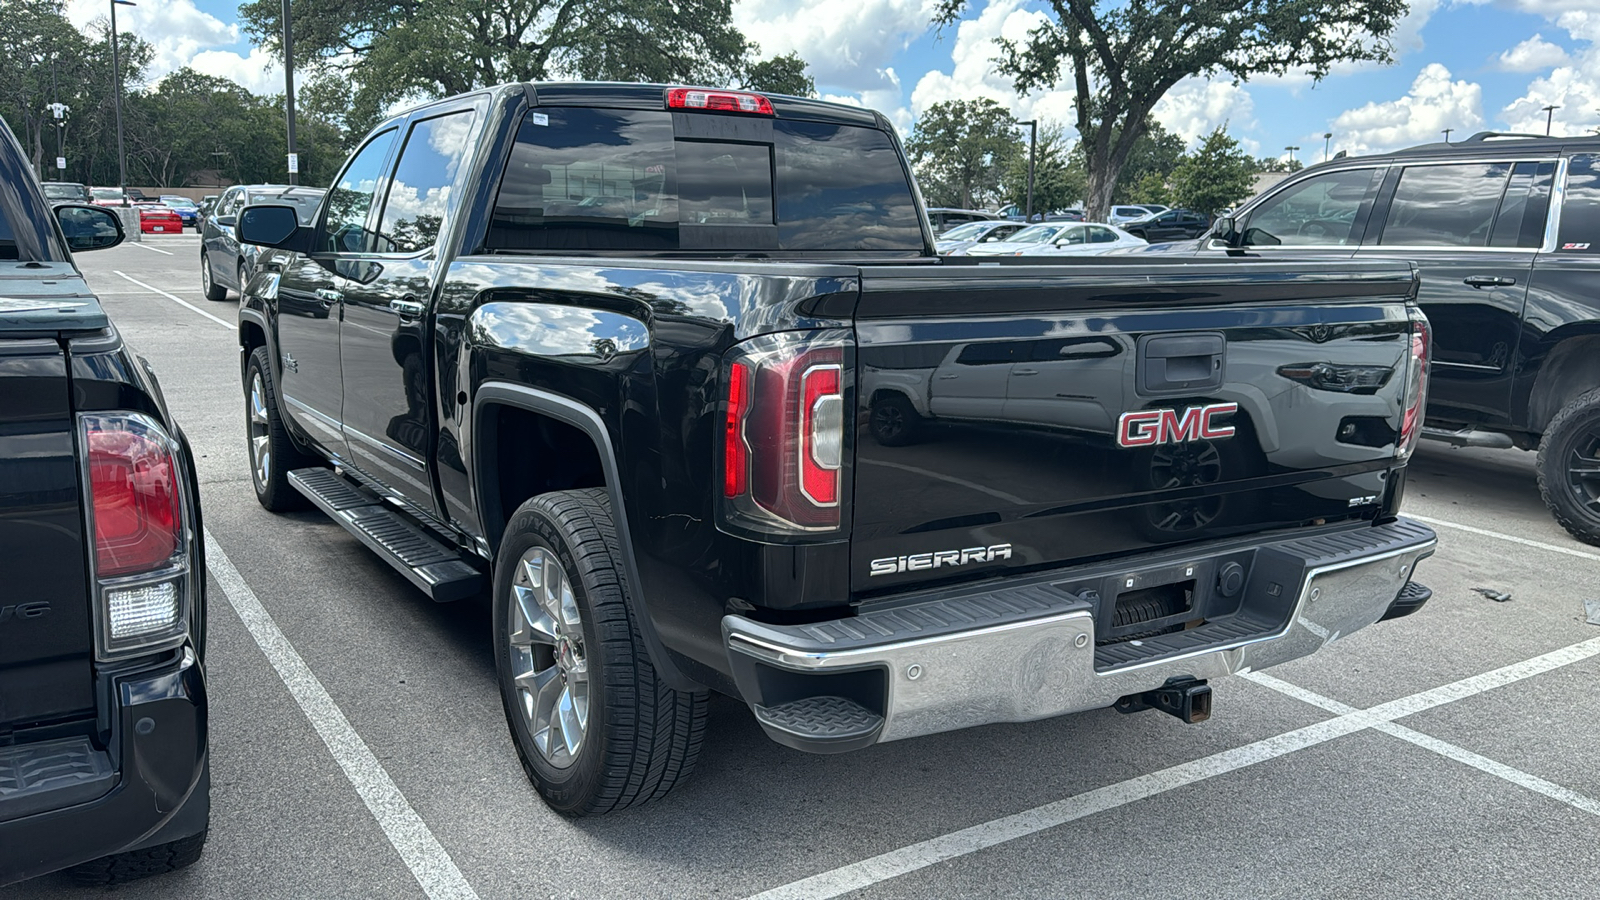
288;467;483;602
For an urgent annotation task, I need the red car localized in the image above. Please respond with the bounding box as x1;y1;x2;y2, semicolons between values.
136;202;183;234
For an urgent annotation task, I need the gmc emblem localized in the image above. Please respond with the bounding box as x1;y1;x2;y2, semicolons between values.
1117;403;1238;448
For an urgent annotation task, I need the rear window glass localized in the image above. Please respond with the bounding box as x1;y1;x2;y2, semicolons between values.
1557;154;1600;253
487;108;921;254
0;200;16;260
249;190;324;225
1379;163;1511;247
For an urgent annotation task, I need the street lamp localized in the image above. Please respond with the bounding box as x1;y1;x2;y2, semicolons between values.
46;102;70;174
282;0;299;184
1323;132;1332;162
1285;145;1299;166
110;0;136;206
1542;104;1560;136
1442;128;1453;144
1016;119;1037;222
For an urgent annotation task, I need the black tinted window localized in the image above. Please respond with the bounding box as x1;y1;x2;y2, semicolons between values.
1244;169;1378;246
0;198;16;260
677;141;773;226
376;111;476;253
955;342;1019;365
248;190;323;225
1379;163;1511;247
1557;154;1600;254
323;128;398;253
776;119;919;250
1489;161;1555;248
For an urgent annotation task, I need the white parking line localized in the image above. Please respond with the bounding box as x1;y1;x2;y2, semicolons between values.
127;241;174;255
745;635;1600;900
1407;513;1600;564
113;271;233;329
204;530;481;900
1242;670;1600;818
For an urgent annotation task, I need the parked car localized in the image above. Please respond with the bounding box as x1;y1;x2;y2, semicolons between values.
234;81;1434;817
926;207;997;234
1123;208;1211;242
1023;222;1148;255
159;195;200;228
1108;205;1158;226
996;204;1085;223
200;184;325;300
40;181;93;205
89;186;126;207
197;194;218;216
135;201;183;234
962;221;1075;255
935;219;1026;255
1169;130;1600;543
1136;204;1170;215
0;116;209;888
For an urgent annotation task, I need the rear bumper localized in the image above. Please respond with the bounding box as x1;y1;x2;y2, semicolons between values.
0;646;208;887
724;519;1435;753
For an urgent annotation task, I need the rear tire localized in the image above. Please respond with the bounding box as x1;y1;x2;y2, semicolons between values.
493;488;707;816
245;346;314;512
67;830;206;885
1537;387;1600;545
201;251;226;301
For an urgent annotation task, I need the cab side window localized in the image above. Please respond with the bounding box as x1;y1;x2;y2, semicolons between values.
1088;226;1117;243
322;128;399;254
1243;168;1380;246
1378;163;1512;247
374;112;477;254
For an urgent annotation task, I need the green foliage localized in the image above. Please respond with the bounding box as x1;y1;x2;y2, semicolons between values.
1170;126;1256;216
932;0;1406;219
1000;122;1082;213
1111;121;1183;205
907;98;1024;209
742;52;815;97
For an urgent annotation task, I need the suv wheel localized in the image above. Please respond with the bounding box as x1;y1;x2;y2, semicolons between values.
1537;387;1600;545
245;346;313;511
493;488;707;815
201;251;226;301
67;830;207;885
870;392;922;446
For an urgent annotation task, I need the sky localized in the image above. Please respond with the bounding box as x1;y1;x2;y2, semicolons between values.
63;0;1600;165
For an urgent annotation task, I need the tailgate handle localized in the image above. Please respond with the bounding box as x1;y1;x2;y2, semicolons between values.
1138;333;1225;395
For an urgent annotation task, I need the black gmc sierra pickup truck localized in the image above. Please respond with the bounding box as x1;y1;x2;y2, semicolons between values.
1;118;208;885
236;83;1437;816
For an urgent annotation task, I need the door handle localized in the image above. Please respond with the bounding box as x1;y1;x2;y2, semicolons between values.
937;373;960;380
1463;275;1516;288
1012;368;1040;376
315;288;342;304
389;298;425;318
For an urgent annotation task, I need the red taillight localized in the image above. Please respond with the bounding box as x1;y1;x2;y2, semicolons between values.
1397;310;1431;459
85;414;183;576
666;87;775;116
720;331;851;538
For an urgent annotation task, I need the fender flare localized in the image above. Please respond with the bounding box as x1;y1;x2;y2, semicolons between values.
471;382;699;692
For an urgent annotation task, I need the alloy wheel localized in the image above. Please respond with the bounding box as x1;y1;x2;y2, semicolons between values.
1564;428;1600;520
248;371;271;488
507;546;590;768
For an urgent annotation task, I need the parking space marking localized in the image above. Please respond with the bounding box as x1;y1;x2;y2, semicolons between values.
127;241;175;255
746;635;1600;900
1409;513;1600;564
114;271;233;329
1242;670;1600;818
204;529;481;900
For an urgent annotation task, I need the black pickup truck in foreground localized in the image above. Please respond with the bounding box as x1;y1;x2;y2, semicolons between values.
0;119;208;885
237;83;1437;815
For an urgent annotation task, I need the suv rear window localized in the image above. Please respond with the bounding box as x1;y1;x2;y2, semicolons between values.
1379;163;1511;247
1557;154;1600;253
487;107;921;254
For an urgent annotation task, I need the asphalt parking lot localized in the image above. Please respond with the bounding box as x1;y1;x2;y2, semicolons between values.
7;234;1600;899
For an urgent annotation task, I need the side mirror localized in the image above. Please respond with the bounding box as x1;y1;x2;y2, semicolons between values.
55;204;124;252
215;214;237;228
238;204;305;251
1210;216;1242;247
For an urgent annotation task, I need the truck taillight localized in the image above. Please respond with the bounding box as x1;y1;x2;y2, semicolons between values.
1397;309;1431;460
719;330;852;540
81;413;191;658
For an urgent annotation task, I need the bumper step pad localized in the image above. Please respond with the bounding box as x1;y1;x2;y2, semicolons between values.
1382;581;1433;620
754;696;883;753
0;737;114;823
288;468;482;602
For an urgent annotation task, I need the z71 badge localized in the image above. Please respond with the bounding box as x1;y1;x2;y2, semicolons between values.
870;544;1012;577
1117;402;1237;448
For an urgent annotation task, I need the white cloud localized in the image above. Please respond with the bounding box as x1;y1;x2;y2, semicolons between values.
732;0;937;93
188;47;283;96
1501;59;1600;135
1496;34;1569;71
1329;64;1484;155
822;68;912;134
1154;79;1256;147
65;0;238;84
909;0;1075;132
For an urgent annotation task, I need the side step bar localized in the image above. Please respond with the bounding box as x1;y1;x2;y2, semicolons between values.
1420;426;1515;450
288;468;484;602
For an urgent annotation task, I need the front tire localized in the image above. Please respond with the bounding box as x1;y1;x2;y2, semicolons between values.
1537;387;1600;545
67;830;206;885
493;488;707;816
201;251;226;301
245;346;314;511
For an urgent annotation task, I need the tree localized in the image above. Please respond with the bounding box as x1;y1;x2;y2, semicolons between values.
742;52;815;97
1110;121;1184;205
906;98;1023;209
240;0;794;126
1001;123;1083;213
933;0;1406;220
1170;126;1255;216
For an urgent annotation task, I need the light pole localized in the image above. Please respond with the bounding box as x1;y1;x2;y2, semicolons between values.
1285;145;1299;167
47;102;70;173
1323;132;1332;162
1441;128;1453;144
1016;119;1037;222
1542;104;1560;136
282;0;299;184
110;0;136;206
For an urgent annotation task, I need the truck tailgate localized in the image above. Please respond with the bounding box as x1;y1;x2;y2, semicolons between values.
852;259;1420;594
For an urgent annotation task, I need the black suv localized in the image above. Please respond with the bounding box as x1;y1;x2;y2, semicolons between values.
1122;208;1210;242
1175;132;1600;543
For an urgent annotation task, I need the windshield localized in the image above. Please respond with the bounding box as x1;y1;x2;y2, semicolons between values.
1007;224;1063;243
249;190;324;225
91;187;122;200
940;221;989;241
162;196;197;208
43;184;85;200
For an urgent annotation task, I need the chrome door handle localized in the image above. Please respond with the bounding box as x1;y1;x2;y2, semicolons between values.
937;373;960;380
389;298;425;318
1013;368;1040;376
315;288;342;303
1463;275;1515;288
